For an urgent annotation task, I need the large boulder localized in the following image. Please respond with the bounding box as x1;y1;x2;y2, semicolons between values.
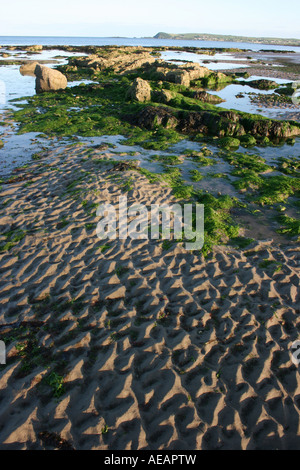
34;65;67;93
127;78;151;102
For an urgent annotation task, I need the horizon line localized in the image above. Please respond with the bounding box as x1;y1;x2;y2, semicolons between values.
0;32;300;41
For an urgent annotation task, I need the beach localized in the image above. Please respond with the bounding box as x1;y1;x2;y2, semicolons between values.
0;42;299;450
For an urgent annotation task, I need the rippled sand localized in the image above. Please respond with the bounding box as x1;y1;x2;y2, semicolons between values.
0;144;299;450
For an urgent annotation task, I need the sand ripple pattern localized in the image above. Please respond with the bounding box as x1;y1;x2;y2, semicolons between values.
0;145;299;449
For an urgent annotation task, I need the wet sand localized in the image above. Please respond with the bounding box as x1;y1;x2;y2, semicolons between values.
0;145;299;449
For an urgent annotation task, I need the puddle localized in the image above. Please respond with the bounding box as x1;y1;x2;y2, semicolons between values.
0;49;90;111
208;76;299;119
160;50;251;70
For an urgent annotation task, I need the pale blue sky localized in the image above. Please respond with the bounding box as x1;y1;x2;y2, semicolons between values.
1;0;299;38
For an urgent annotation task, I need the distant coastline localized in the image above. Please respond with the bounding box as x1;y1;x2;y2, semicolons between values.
154;32;300;47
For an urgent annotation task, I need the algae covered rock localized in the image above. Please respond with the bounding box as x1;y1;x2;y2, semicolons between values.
179;110;246;138
130;106;178;129
193;90;225;104
35;65;67;93
241;118;300;139
219;137;241;150
244;79;278;90
152;89;175;103
127;77;151;102
275;85;294;96
0;140;3;149
240;135;257;147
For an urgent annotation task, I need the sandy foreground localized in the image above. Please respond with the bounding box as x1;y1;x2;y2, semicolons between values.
0;143;299;450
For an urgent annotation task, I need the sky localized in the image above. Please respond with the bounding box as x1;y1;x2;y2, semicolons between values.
1;0;300;38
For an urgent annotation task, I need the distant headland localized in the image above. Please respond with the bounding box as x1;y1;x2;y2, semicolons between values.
153;32;300;47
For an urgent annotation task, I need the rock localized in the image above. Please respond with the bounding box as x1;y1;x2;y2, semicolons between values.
179;110;245;137
219;137;241;149
244;79;278;90
152;89;175;103
0;140;3;148
216;72;228;82
179;109;300;139
275;86;294;96
193;90;225;104
241;118;300;138
129;106;178;130
240;135;257;147
127;77;151;102
25;45;43;52
147;62;210;88
34;65;67;93
70;48;156;74
166;69;191;87
20;61;39;77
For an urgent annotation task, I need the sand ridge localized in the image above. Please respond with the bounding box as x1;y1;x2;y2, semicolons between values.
0;144;299;449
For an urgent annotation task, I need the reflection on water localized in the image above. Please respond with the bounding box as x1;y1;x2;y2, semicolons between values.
209;76;299;119
0;49;90;111
160;50;251;70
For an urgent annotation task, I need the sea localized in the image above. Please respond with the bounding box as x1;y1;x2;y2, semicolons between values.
1;36;300;53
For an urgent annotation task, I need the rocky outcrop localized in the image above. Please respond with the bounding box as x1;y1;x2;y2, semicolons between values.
148;62;210;87
34;65;67;93
127;78;151;102
180;110;300;138
70;48;156;74
179;110;246;137
241;118;300;138
130;106;300;140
